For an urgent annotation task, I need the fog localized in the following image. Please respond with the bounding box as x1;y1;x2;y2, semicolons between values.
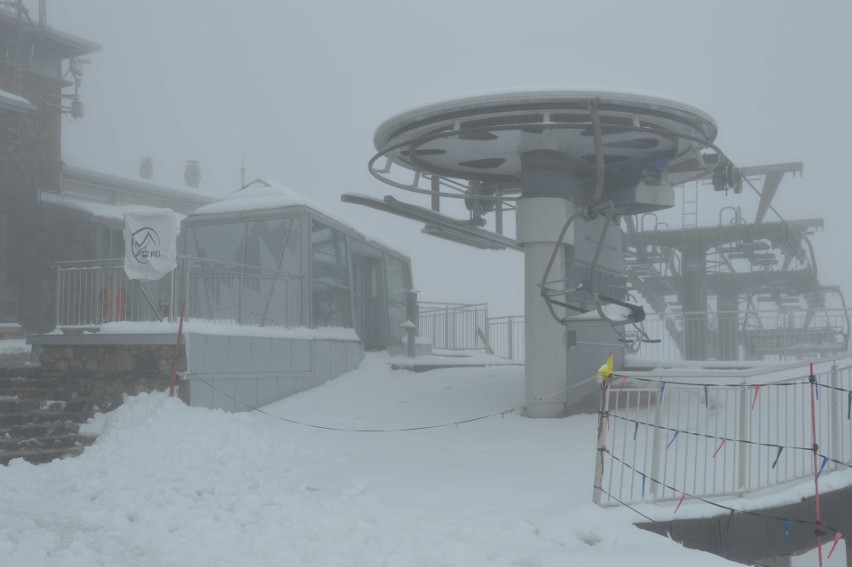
48;0;852;316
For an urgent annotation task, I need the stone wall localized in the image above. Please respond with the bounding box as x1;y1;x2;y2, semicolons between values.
40;344;185;374
37;343;186;413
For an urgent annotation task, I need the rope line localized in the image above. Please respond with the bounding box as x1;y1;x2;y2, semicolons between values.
185;371;521;432
599;449;844;536
611;372;813;390
609;370;852;395
603;411;814;453
594;485;772;567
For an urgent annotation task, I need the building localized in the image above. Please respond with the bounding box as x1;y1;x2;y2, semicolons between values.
0;4;100;331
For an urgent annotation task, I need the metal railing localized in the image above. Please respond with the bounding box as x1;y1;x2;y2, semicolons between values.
595;357;852;506
182;258;302;327
55;259;175;327
487;316;525;362
55;257;303;329
627;308;850;362
417;302;489;351
476;308;851;364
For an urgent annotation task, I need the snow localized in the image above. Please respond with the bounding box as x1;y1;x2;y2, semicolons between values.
0;353;739;566
0;338;28;356
40;192;186;231
189;182;410;259
0;88;37;113
95;320;360;342
189;179;333;217
61;160;219;204
569;304;634;322
374;86;718;150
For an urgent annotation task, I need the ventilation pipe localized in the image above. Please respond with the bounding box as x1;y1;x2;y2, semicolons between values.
184;160;201;188
139;157;153;180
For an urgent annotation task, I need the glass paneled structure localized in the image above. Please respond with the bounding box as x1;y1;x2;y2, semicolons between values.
181;190;412;350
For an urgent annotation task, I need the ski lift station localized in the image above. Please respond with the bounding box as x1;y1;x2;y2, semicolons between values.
14;86;852;564
28;88;851;419
31;178;414;411
4;7;850;561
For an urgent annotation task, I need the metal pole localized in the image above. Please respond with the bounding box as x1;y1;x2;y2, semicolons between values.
431;175;440;212
54;266;61;328
183;259;191;320
406;290;418;357
592;379;610;505
168;269;175;322
831;362;841;472
737;379;749;493
650;396;663;501
237;267;244;324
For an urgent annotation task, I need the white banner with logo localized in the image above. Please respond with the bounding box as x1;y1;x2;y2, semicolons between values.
123;209;178;280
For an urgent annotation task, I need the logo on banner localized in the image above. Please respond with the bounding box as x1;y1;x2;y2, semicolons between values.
131;227;162;264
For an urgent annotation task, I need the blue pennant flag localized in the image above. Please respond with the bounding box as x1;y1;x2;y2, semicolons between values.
782;520;794;546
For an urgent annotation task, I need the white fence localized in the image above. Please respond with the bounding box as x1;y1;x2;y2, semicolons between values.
595;358;852;506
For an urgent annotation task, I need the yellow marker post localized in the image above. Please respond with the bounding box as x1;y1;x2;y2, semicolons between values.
596;353;614;383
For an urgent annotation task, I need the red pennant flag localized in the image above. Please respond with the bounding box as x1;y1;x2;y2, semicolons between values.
751;385;761;410
712;438;728;459
828;531;843;559
674;491;687;514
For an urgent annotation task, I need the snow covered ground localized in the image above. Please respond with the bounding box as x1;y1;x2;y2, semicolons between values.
0;353;786;566
0;338;28;356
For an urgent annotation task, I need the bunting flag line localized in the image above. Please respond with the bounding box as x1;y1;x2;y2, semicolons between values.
605;411;814;454
600;449;845;537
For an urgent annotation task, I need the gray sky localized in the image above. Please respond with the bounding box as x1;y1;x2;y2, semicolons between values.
48;0;852;315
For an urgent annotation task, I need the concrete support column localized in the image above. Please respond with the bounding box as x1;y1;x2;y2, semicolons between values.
517;196;572;417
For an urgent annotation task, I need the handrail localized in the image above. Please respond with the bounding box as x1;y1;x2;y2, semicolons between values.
625;353;852;380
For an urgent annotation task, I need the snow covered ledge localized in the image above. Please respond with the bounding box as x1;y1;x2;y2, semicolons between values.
28;321;363;413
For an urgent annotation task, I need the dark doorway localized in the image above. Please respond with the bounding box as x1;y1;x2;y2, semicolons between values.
351;254;387;349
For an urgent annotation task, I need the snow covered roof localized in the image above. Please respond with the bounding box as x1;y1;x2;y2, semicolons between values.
0;89;36;113
188;180;411;260
61;161;217;210
40;191;186;230
188;179;336;217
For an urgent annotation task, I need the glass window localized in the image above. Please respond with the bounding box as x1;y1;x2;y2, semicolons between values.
385;254;411;340
190;222;247;265
96;225;124;259
2;280;20;323
245;217;301;273
311;221;350;327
